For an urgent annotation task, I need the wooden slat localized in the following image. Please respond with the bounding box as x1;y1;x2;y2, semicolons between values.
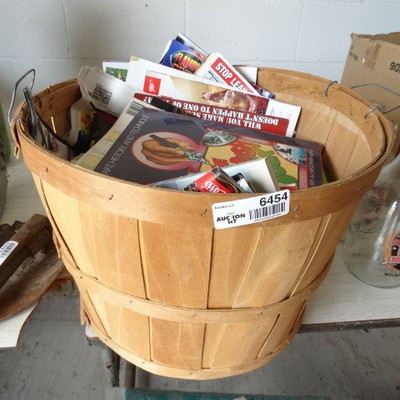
79;287;152;361
139;222;212;368
150;319;205;370
203;220;321;369
323;124;360;180
103;302;151;361
207;225;262;308
290;97;338;145
73;206;146;297
257;302;306;360
37;180;98;278
291;201;361;294
139;222;212;308
344;127;381;177
202;317;277;369
258;68;388;178
230;221;321;308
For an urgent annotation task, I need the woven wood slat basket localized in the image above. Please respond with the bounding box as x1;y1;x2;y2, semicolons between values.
11;68;393;379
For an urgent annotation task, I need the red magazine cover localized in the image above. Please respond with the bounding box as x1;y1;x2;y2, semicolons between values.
195;52;259;94
133;93;290;136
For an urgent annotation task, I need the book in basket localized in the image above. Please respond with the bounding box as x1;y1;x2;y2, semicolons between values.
84;98;323;191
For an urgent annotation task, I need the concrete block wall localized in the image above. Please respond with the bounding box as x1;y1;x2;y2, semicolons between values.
1;0;399;142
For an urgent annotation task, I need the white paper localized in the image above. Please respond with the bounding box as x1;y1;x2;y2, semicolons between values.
0;303;38;348
77;66;136;117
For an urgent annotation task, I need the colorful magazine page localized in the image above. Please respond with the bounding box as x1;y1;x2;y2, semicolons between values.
127;56;222;90
175;33;208;59
160;39;206;73
195;52;260;95
92;100;322;190
141;70;300;136
102;61;129;81
234;65;274;98
155;157;280;193
134;93;290;136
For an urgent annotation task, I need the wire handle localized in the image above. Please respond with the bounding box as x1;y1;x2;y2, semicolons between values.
8;68;35;126
350;82;400;116
324;79;400;119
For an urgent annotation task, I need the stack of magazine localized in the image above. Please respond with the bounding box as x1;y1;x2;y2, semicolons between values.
65;33;324;195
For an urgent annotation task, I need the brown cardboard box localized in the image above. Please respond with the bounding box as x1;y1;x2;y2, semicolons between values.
341;32;400;156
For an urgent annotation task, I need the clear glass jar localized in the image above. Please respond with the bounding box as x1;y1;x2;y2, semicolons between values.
343;123;400;288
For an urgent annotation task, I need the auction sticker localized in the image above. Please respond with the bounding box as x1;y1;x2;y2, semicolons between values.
212;190;290;229
0;240;18;265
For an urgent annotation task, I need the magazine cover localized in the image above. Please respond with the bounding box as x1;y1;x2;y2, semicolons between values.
195;52;260;95
160;39;206;73
141;70;300;136
133;93;290;136
93;101;323;190
174;32;208;60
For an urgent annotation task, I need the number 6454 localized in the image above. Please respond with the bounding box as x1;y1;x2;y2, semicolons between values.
260;190;289;207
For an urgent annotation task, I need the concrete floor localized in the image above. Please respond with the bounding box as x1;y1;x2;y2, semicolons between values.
1;282;400;400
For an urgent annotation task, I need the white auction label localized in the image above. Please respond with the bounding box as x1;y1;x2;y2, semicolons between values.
212;189;290;229
0;240;18;265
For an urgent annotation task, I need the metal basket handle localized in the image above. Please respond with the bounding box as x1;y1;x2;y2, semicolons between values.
350;82;400;118
8;68;35;126
324;80;400;119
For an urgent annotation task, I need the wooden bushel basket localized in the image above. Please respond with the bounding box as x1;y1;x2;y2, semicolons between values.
11;69;393;379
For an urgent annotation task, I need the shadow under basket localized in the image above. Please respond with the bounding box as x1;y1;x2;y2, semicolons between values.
11;68;393;380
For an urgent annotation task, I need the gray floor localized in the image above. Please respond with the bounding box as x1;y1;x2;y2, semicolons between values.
1;282;400;400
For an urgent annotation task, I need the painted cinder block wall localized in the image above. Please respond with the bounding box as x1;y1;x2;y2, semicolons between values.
0;0;399;136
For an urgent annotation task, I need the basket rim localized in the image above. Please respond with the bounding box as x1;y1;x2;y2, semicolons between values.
11;68;394;226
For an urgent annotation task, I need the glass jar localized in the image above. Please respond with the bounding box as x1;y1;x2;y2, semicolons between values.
343;123;400;288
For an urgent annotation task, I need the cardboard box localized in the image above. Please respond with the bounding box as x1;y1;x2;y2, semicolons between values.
341;32;400;155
